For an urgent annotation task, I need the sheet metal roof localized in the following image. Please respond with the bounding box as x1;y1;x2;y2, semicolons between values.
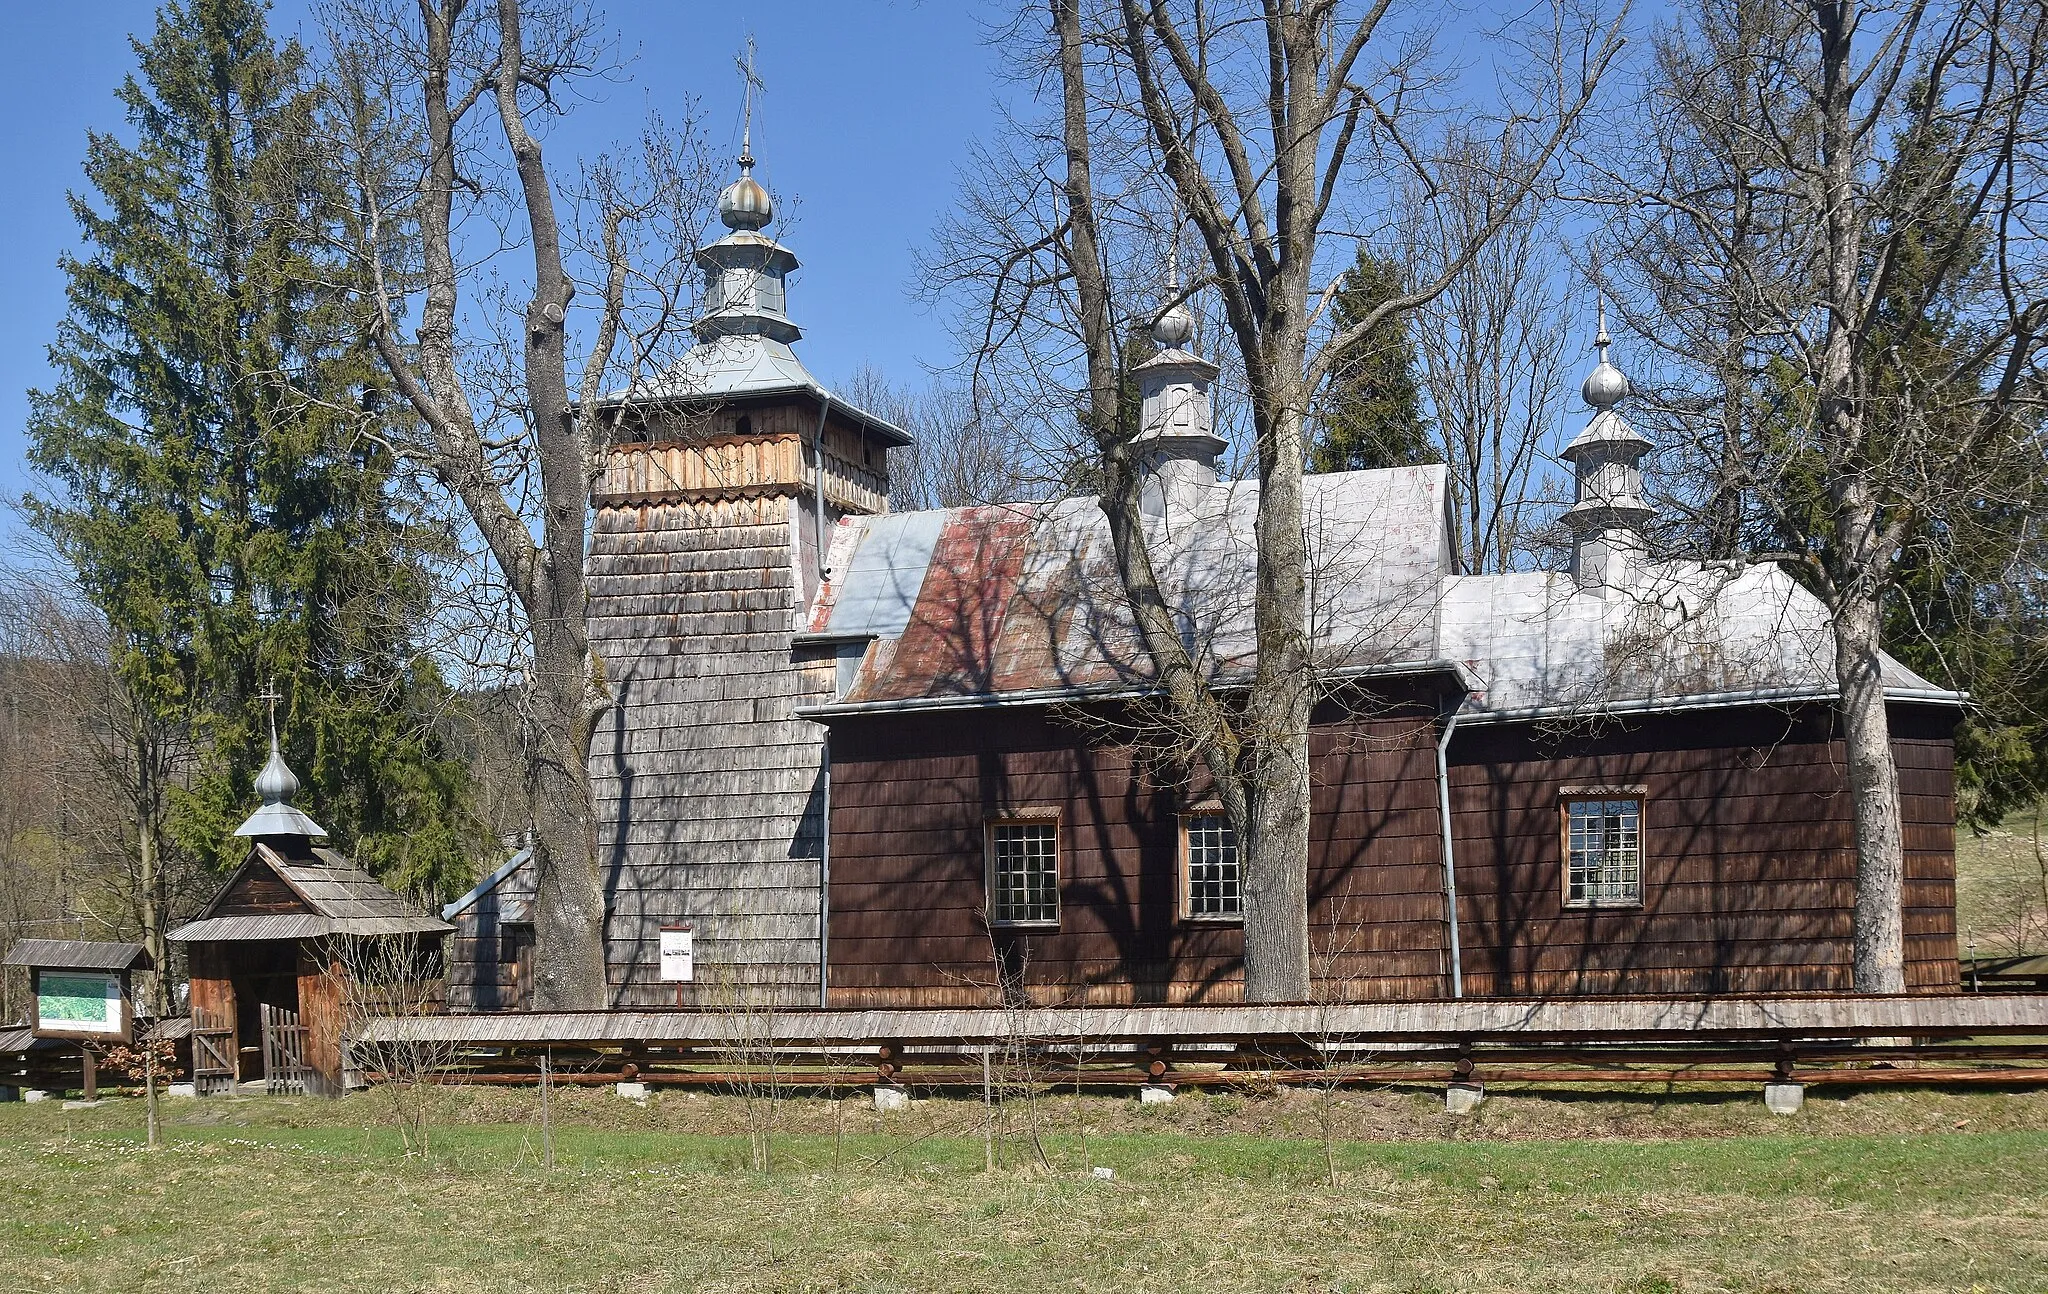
442;848;533;921
602;334;913;447
808;467;1448;707
2;939;150;971
800;462;1960;720
1439;560;1948;720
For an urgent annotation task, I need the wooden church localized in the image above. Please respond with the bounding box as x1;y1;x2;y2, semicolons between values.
444;145;1962;1012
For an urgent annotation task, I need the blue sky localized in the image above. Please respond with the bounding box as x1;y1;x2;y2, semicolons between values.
0;1;1005;552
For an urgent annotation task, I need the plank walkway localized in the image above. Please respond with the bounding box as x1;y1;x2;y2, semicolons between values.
361;993;2048;1048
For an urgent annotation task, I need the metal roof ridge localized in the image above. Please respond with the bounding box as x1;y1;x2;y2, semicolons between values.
442;848;533;921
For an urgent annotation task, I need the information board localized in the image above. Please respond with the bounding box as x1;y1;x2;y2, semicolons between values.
658;926;694;983
36;971;125;1038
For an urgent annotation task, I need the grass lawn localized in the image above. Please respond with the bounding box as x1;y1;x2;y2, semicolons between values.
1958;803;2045;958
4;1085;2047;1292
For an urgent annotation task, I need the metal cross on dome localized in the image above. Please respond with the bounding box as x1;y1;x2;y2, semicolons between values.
735;36;765;157
257;683;283;745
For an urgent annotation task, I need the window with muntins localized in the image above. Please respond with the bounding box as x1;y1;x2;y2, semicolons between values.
989;821;1059;925
1564;796;1643;905
1184;813;1242;919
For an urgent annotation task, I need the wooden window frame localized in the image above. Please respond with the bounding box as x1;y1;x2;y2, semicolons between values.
1559;787;1648;909
1179;805;1243;924
986;812;1062;930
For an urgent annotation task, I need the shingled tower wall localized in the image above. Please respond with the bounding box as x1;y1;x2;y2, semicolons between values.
588;402;891;1006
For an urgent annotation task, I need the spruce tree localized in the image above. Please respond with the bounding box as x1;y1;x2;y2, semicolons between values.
1310;248;1433;473
26;0;476;896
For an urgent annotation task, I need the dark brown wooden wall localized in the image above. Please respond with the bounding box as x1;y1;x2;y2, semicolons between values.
1447;704;1958;996
826;700;1449;1007
826;700;1959;1005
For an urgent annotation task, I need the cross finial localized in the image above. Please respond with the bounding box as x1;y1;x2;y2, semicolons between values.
735;36;765;167
256;684;283;751
1165;197;1182;293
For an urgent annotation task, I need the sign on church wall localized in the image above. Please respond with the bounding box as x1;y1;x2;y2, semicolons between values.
658;926;694;983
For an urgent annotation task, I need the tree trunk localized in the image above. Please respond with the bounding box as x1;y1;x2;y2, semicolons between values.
1242;386;1314;1003
524;664;609;1008
137;817;169;1019
497;0;610;1010
1835;542;1907;992
1813;0;1907;994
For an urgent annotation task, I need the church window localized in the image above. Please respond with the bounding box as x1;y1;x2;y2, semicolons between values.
1182;811;1241;919
1562;793;1644;906
988;819;1060;926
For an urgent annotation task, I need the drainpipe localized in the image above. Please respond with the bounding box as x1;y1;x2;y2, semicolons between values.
1435;697;1470;999
818;729;832;1008
813;391;831;583
812;389;834;1007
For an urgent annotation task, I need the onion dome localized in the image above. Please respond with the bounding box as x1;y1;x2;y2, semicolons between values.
1581;306;1629;410
718;151;774;231
253;741;300;806
233;693;326;838
1152;299;1195;348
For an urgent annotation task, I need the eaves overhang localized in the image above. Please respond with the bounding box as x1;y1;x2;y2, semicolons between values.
1450;683;1969;728
795;658;1482;722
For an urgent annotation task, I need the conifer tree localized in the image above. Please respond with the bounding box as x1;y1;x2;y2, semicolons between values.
25;0;476;897
1310;248;1432;473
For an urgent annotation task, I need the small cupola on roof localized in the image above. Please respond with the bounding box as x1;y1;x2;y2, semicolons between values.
1131;259;1226;517
695;142;801;346
233;692;325;839
1561;303;1654;591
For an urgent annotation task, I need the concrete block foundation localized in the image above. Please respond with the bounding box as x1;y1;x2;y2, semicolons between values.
1763;1082;1805;1115
1444;1082;1485;1115
873;1084;911;1112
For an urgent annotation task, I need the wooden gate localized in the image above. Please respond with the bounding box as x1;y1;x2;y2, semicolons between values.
190;1006;236;1096
260;1003;309;1095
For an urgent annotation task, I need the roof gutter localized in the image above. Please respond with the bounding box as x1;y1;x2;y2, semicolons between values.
794;657;1479;721
1453;682;1968;727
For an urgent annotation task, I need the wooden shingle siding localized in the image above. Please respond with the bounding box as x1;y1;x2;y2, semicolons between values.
446;872;536;1012
1447;704;1958;997
825;698;1454;1007
826;698;1958;1005
579;439;861;1008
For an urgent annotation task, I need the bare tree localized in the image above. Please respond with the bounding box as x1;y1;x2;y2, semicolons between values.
1600;0;2048;990
325;0;714;1007
935;0;1623;999
1597;0;1817;561
332;930;456;1155
0;571;199;1015
838;366;1042;510
1401;135;1575;574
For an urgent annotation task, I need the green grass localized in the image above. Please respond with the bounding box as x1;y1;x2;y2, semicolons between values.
4;1087;2048;1292
1958;804;2045;958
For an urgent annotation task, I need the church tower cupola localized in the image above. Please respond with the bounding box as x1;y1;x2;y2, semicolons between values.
1130;256;1226;517
695;143;801;346
1561;303;1653;590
